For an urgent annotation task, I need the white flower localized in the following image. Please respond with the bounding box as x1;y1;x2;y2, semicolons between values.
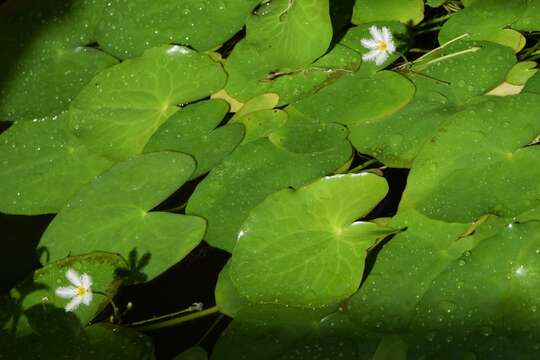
360;26;396;66
55;269;93;312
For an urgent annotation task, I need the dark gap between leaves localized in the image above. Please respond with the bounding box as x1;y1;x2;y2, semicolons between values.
108;242;230;359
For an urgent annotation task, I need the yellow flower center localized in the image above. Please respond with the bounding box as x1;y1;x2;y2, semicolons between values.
377;41;388;52
76;286;87;296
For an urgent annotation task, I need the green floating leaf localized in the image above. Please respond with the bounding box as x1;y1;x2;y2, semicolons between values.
7;252;126;335
0;114;113;215
348;210;471;332
215;260;249;317
288;70;415;126
186;121;352;252
352;0;424;26
439;0;527;51
86;323;155;360
0;47;118;121
506;61;538;86
95;0;260;58
212;305;381;360
13;312;154;359
513;0;540;31
224;37;361;105
246;0;333;69
232;109;288;144
69;45;226;161
405;220;540;358
230;173;390;308
40;152;206;280
349;40;516;167
145;99;244;178
0;0;115;120
401;93;540;222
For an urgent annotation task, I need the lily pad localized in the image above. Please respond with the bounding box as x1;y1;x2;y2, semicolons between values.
144;99;244;178
186;121;352;252
224;40;362;106
7;252;126;336
69;45;226;161
0;114;113;215
245;0;333;69
0;47;118;121
349;40;516;167
348;210;471;332
230;173;390;307
439;0;527;51
39;152;206;280
288;70;415;126
352;0;424;26
95;0;260;58
232;109;288;144
400;93;540;222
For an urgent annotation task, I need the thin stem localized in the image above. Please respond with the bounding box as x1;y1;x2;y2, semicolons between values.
420;47;480;67
349;159;378;173
127;303;203;327
414;33;470;63
520;40;540;60
93;290;120;323
131;306;220;332
415;25;442;35
417;13;453;28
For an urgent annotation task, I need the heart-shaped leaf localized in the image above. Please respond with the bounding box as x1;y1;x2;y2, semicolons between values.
40;152;205;280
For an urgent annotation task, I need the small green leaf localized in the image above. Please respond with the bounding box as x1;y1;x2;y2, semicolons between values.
439;0;527;51
233;109;288;144
215;260;249;317
246;0;333;69
40;152;206;280
288;71;415;126
144;99;244;178
352;0;425;26
9;252;126;335
230;173;390;307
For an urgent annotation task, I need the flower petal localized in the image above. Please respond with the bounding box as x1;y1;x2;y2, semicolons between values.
80;273;92;290
65;295;83;312
66;269;81;287
55;286;77;299
360;38;378;50
374;52;390;66
362;49;380;62
369;25;383;42
81;291;93;306
381;27;392;44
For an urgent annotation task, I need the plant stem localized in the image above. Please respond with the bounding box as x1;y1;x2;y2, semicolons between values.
349;159;378;173
127;303;204;327
131;306;220;331
415;25;443;35
417;13;453;28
